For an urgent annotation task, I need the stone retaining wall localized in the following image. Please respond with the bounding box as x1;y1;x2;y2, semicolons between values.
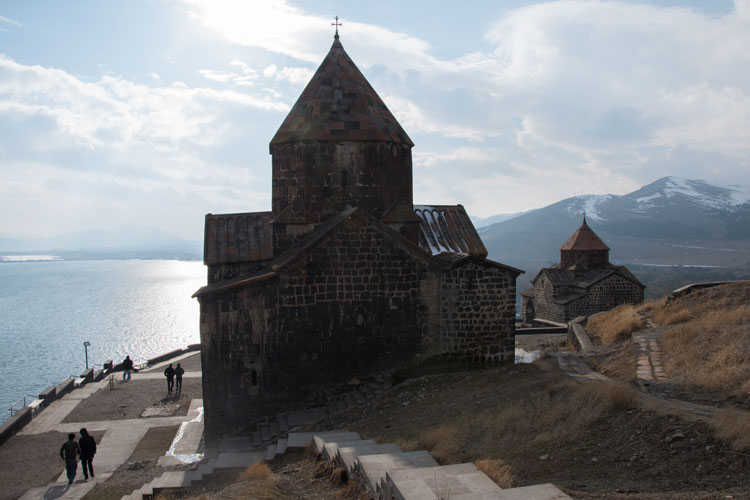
0;407;31;446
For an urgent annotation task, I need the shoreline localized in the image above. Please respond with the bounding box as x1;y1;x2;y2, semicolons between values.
0;344;201;441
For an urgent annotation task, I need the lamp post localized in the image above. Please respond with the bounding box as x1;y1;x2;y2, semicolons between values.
83;341;91;370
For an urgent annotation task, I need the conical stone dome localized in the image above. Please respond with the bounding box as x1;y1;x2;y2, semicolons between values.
269;36;416;243
560;216;610;271
270;37;412;146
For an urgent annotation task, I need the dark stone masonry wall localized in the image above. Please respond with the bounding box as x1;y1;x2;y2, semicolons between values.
270;142;413;226
199;283;277;442
530;276;567;324
440;263;516;362
566;275;643;319
269;218;432;398
527;274;644;324
200;216;438;441
208;261;267;284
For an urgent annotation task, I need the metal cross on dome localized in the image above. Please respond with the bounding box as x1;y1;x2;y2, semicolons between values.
332;16;342;39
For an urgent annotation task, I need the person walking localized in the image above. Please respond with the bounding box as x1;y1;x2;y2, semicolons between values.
174;363;185;393
59;433;81;485
164;363;175;393
122;355;134;381
79;428;97;480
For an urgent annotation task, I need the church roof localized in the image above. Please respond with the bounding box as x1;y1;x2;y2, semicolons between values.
523;264;644;303
560;216;610;252
270;37;413;146
414;205;488;257
204;211;273;265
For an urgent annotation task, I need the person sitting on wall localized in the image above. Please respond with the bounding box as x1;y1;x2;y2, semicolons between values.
122;355;134;381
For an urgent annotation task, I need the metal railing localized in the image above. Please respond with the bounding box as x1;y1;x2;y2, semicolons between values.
7;394;38;417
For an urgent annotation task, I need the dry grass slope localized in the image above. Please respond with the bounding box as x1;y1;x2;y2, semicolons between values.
587;303;644;345
154;463;287;500
394;360;637;469
649;282;750;399
713;408;750;451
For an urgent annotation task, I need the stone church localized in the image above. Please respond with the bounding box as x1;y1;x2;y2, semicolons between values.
193;34;521;442
521;217;644;324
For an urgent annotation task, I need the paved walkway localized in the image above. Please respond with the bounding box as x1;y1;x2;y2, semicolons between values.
17;353;204;500
633;319;668;385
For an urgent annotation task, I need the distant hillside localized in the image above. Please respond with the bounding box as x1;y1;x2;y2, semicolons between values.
470;210;534;228
479;177;750;297
0;225;202;260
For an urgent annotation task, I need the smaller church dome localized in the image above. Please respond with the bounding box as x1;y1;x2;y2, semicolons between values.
270;36;413;146
560;216;609;252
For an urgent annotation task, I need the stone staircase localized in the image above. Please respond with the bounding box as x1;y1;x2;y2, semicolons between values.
122;430;572;500
309;432;573;500
232;372;393;451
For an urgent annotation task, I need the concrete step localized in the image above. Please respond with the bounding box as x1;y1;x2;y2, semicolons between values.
491;484;574;500
265;444;276;461
356;450;439;496
277;413;289;432
283;431;360;451
387;463;502;500
220;436;255;453
259;423;271;441
285;408;328;427
276;438;288;455
312;431;362;452
337;443;403;473
129;482;153;500
151;471;192;494
196;459;216;476
215;451;265;468
269;420;280;436
252;430;262;447
322;439;375;461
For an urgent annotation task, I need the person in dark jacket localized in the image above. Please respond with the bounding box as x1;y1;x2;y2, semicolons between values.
60;433;81;485
122;355;134;381
174;363;185;393
164;363;175;393
79;428;97;480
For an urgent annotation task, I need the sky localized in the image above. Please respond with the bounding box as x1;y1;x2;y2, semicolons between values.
1;0;749;241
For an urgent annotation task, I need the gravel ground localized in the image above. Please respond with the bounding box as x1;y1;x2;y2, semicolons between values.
62;378;202;423
140;353;202;374
81;425;186;500
0;430;105;500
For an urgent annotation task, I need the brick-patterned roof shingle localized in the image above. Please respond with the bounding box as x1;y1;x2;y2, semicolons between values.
560;217;610;251
270;37;413;146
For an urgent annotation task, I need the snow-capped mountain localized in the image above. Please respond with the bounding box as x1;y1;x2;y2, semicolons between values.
480;176;750;273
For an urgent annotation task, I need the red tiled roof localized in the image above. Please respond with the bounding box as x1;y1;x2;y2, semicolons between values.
270;37;413;146
560;217;610;251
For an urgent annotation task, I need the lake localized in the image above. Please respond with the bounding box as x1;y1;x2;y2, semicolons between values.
0;259;205;420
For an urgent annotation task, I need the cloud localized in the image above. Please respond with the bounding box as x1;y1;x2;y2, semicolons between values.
0;15;22;27
0;54;288;152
